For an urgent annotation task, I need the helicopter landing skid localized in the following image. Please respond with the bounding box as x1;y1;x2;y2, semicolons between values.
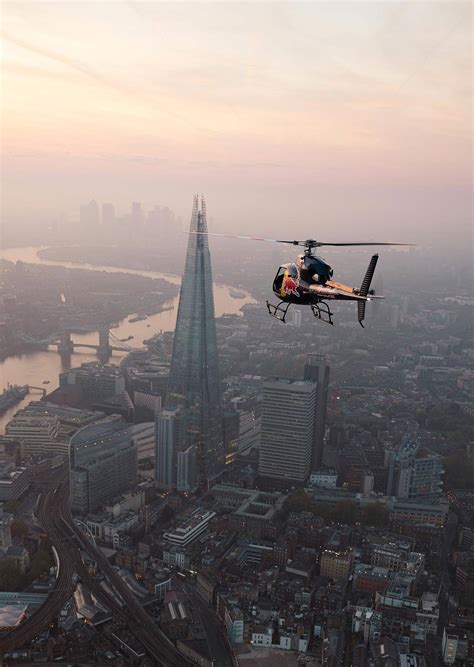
311;301;334;325
266;300;291;323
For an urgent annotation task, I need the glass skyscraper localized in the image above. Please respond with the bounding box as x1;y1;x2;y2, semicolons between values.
167;195;224;487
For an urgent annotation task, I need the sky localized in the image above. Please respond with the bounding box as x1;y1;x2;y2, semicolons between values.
1;1;472;245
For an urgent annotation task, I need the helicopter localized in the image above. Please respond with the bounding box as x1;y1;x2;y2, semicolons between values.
190;229;411;327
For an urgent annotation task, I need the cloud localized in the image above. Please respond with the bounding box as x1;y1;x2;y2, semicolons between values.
1;31;115;88
1;30;224;137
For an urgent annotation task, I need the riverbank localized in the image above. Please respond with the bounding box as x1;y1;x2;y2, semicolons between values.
0;246;256;433
0;259;178;361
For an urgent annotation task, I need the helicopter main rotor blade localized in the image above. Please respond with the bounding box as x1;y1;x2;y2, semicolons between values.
315;242;413;247
187;231;413;248
187;231;301;245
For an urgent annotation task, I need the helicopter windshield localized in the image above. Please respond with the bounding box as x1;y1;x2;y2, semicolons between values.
273;266;288;293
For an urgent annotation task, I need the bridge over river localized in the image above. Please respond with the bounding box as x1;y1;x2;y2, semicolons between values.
21;325;145;355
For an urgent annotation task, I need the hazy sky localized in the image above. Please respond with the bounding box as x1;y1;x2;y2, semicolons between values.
1;1;472;243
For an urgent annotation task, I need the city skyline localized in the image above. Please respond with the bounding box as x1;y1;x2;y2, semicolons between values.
0;1;472;662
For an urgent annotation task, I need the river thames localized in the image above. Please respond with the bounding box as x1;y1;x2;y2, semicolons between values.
0;246;255;432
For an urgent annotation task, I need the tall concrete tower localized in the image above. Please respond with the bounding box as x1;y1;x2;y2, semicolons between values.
304;354;330;470
167;195;224;487
258;379;317;486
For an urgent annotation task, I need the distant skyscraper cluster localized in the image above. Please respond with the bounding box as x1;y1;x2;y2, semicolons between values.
78;199;180;241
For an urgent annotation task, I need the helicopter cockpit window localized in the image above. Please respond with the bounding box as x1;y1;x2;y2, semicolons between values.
273;266;287;294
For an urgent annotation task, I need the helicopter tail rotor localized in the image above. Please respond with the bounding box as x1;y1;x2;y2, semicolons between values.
358;254;379;327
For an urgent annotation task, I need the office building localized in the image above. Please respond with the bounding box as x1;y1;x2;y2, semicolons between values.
389;498;448;527
60;362;125;402
131;201;143;227
291;308;302;327
304;354;330;469
223;410;240;465
155;408;184;491
5;413;64;456
0;464;28;501
79;200;99;229
23;402;105;439
163;508;216;547
310;470;338;488
0;511;12;550
167;195;224;487
155;408;196;492
129;422;156;461
176;446;197;492
258;379;317;485
320;548;354;582
101;202;115;227
70;416;137;514
393;438;443;499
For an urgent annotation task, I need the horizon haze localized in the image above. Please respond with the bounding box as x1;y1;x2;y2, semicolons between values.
1;1;472;250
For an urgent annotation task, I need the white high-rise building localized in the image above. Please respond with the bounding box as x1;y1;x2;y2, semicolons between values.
258;379;317;485
155;408;195;492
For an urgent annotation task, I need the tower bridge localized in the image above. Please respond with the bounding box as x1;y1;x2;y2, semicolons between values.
21;326;145;356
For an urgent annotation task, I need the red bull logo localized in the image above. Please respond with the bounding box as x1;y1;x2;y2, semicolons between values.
282;273;300;297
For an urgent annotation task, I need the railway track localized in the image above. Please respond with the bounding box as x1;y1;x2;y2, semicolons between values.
60;500;191;666
0;476;75;654
1;474;191;665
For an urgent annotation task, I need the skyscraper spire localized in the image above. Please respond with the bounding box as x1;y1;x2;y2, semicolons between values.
167;195;224;487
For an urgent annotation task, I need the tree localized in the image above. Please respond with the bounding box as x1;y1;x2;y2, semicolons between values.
29;548;53;581
444;451;474;491
361;503;387;527
283;489;315;516
10;518;29;542
161;505;176;523
0;561;22;591
333;500;357;525
3;500;19;514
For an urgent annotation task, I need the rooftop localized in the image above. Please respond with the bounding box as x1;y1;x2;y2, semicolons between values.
70;415;129;445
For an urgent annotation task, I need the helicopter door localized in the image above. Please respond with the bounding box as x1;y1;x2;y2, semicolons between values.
273;266;288;297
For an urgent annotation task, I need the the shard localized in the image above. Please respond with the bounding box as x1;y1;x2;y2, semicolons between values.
167;195;224;487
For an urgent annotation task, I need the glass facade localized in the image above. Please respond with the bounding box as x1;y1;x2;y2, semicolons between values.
167;195;224;486
70;417;138;514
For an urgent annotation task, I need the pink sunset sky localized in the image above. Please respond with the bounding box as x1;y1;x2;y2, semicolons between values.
1;1;472;244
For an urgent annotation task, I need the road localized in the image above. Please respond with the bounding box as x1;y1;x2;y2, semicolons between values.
438;512;458;636
184;582;236;667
